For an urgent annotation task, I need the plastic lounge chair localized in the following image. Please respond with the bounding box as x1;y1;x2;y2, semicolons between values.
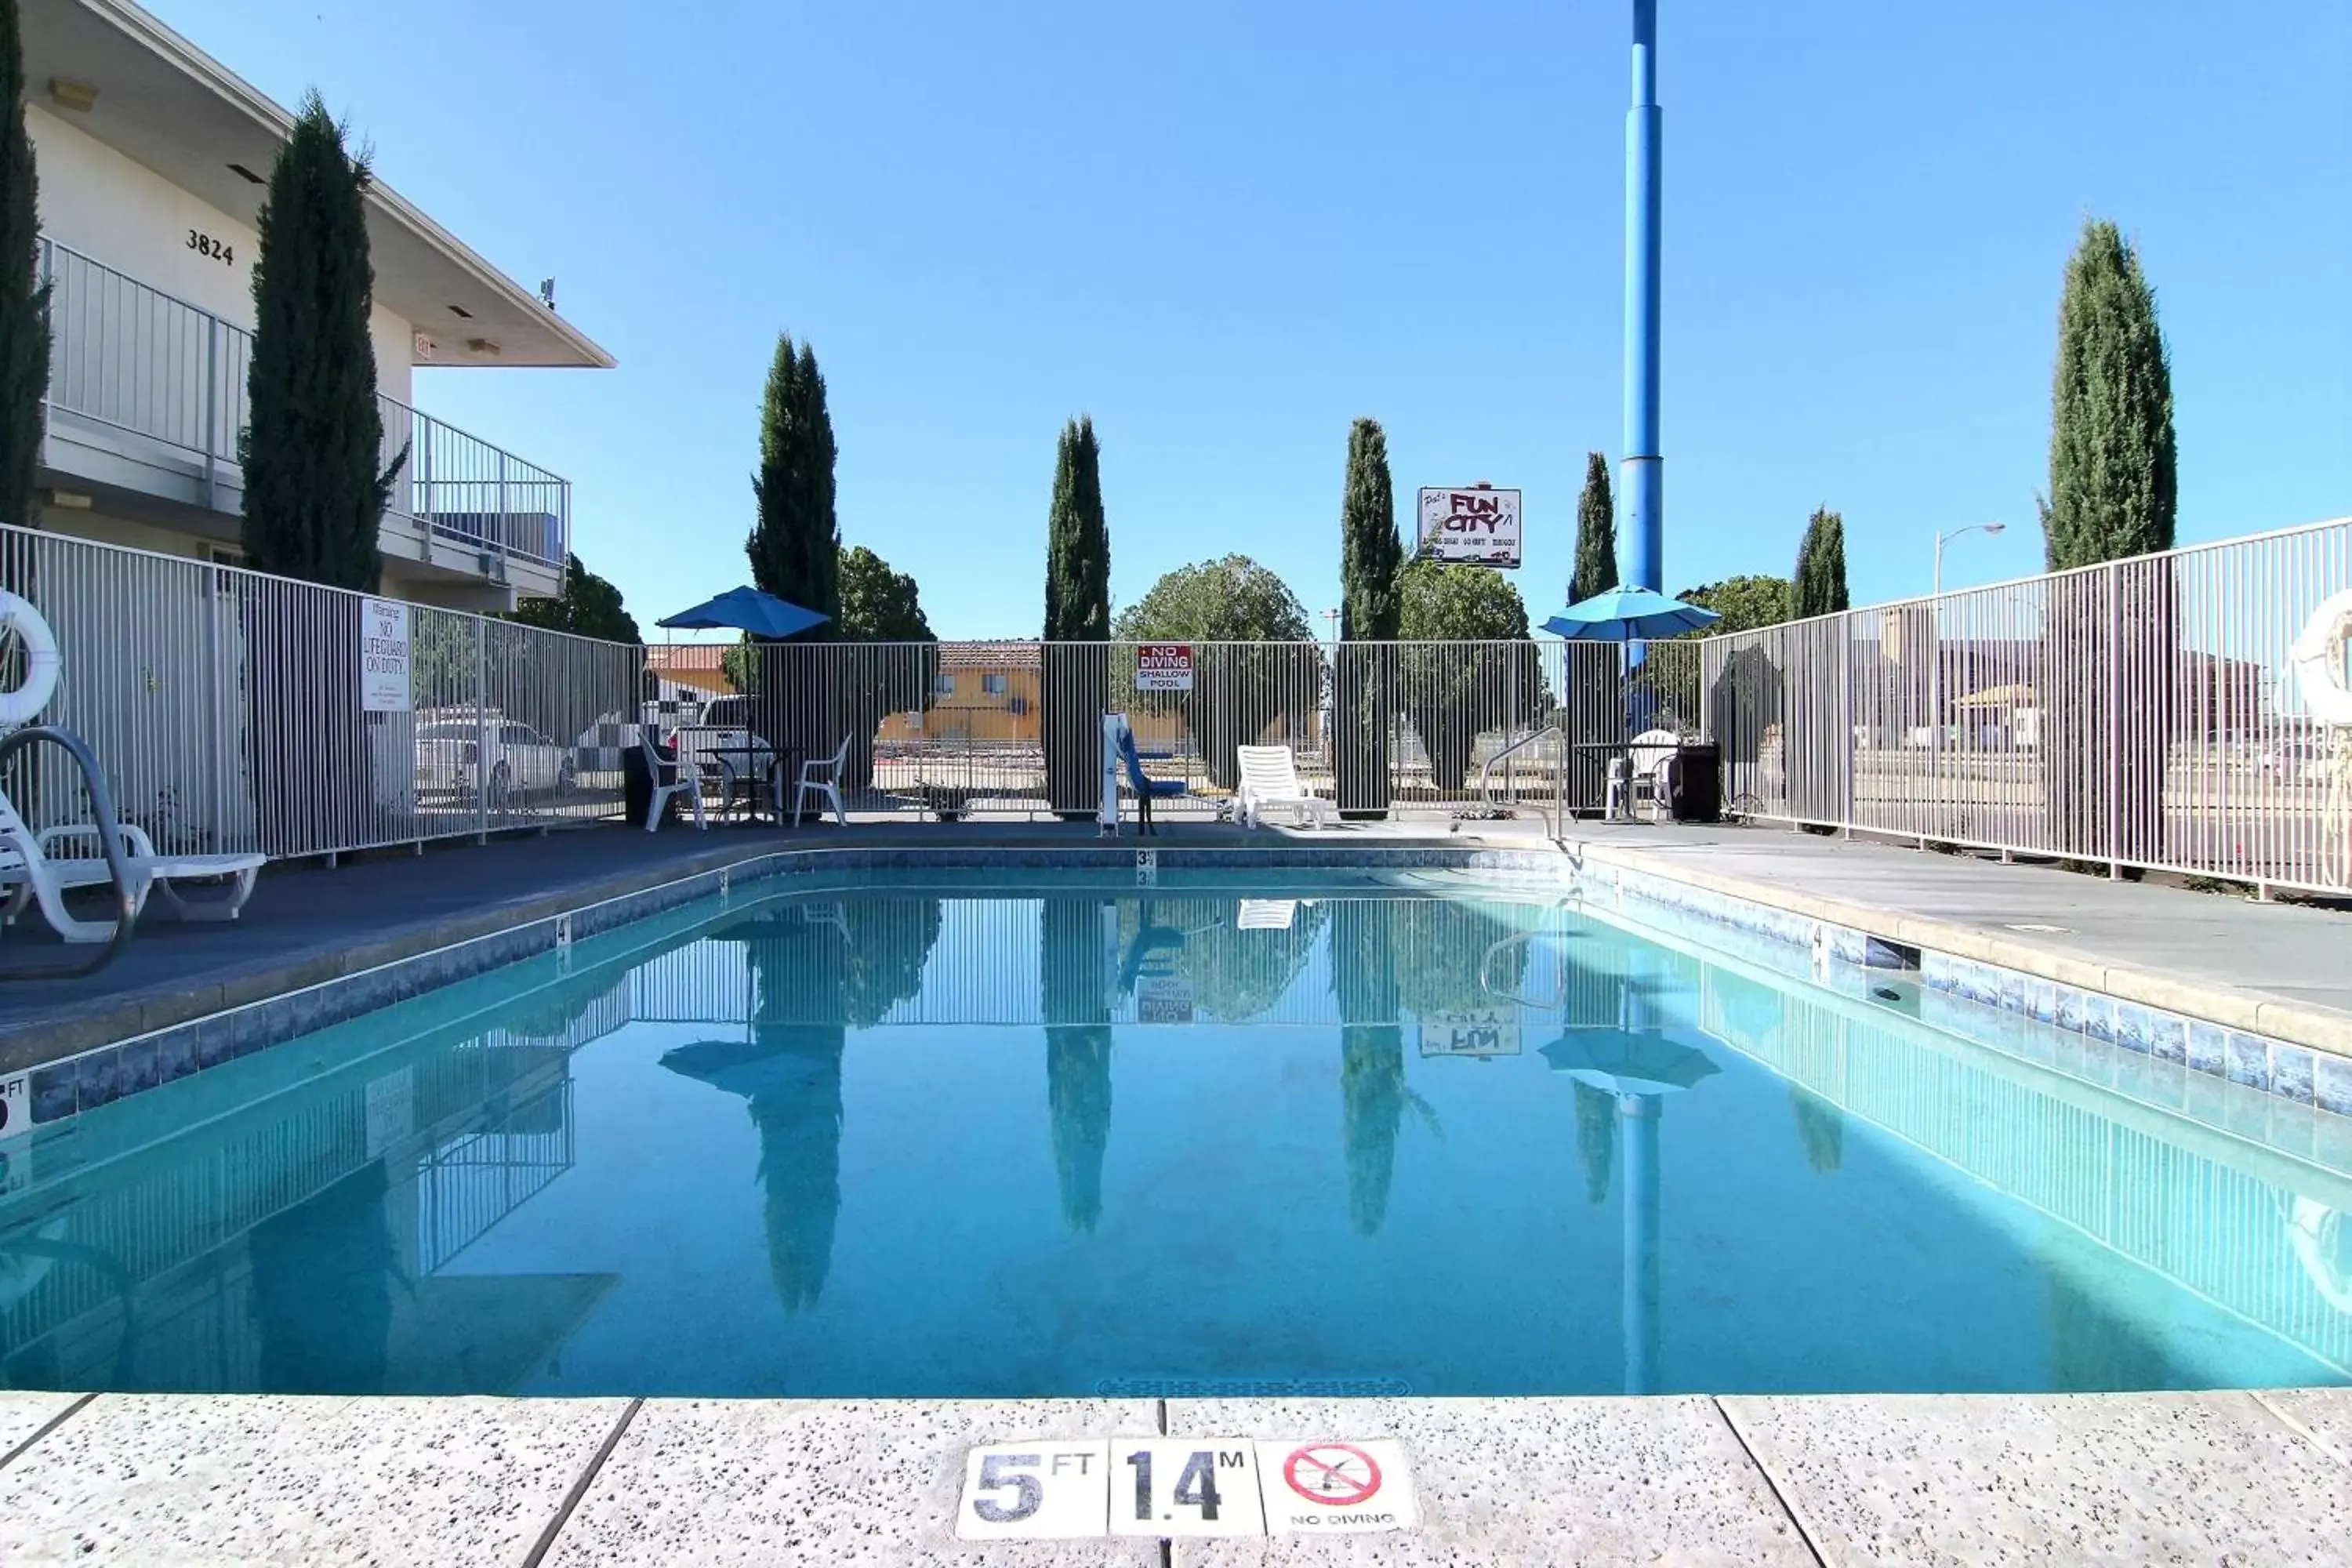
641;733;708;833
1234;744;1332;829
1626;728;1680;822
793;735;851;826
0;796;264;944
1118;725;1187;836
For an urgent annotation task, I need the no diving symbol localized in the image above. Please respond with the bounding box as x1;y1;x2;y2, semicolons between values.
1281;1443;1381;1508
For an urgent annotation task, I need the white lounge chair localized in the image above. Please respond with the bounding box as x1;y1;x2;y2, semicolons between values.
0;803;265;944
641;732;709;832
1235;745;1332;829
1611;728;1681;822
793;735;851;826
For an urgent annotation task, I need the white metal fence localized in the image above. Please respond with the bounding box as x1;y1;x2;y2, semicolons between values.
1;524;641;858
39;236;569;570
1701;516;2352;894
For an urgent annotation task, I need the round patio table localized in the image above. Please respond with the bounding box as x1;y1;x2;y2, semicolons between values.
706;746;803;823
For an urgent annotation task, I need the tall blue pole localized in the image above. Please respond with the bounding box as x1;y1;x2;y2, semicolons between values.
1622;0;1663;593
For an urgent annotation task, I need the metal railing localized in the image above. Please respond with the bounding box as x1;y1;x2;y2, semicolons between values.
38;235;569;570
0;524;640;859
1700;515;2352;895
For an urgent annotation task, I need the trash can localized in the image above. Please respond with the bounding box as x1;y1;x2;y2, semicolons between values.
1666;741;1722;823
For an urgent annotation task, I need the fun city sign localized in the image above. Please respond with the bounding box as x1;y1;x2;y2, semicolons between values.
1416;485;1522;568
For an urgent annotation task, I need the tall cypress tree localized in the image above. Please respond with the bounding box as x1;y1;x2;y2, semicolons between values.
241;92;397;591
1041;416;1109;812
747;333;841;626
0;0;45;541
2040;221;2176;569
1042;416;1109;640
2038;220;2177;866
1335;418;1400;815
1570;452;1617;603
1791;506;1849;619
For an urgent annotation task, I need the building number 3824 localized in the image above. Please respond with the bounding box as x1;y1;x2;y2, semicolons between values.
187;229;234;266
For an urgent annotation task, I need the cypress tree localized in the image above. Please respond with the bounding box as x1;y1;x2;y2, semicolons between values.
1791;506;1849;619
1570;452;1617;603
241;92;397;591
1335;418;1400;815
747;333;841;626
2037;220;2177;866
2039;221;2176;569
1041;416;1109;812
1042;416;1109;640
0;0;45;541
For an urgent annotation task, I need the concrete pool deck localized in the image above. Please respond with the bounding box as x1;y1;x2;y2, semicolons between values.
1;1387;2347;1564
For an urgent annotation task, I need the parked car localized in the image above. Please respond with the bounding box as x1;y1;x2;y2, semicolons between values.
2260;736;2330;782
416;720;576;800
673;696;776;785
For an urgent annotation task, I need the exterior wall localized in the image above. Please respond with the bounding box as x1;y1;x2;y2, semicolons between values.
29;104;416;405
42;506;222;560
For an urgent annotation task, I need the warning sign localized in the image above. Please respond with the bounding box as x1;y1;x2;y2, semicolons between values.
1135;642;1194;692
1254;1439;1417;1534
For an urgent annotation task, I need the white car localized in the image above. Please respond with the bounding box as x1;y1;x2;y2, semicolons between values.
416;719;576;800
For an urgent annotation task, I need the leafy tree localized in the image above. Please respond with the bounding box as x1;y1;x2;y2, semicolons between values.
1791;507;1849;620
1571;452;1618;604
1394;558;1546;790
241;92;400;589
838;543;933;641
1042;417;1110;811
1116;554;1319;789
0;0;45;542
747;332;841;626
1675;574;1792;634
1043;416;1110;640
2038;220;2177;866
502;554;640;642
1335;419;1403;814
1634;575;1791;734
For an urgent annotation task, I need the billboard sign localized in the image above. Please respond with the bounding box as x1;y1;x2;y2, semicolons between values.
1136;642;1195;693
1417;486;1522;568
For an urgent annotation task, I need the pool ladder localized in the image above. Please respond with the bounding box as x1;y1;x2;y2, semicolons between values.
0;723;137;980
1478;725;1567;841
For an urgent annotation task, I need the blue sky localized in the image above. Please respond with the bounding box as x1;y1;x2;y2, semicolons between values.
156;0;2350;640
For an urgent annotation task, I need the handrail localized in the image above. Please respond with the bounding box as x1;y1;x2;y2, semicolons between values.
0;724;138;980
1479;724;1567;841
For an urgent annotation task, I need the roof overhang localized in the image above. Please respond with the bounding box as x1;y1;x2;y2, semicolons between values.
21;0;615;369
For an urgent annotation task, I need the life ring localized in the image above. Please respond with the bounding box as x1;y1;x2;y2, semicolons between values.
0;590;60;728
2290;589;2352;729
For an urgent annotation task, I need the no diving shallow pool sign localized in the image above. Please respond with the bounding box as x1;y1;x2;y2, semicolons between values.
1259;1439;1417;1534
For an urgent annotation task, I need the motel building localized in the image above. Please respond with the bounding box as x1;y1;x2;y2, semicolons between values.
17;0;611;612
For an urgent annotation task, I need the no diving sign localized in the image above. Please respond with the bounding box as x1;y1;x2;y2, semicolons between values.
1258;1439;1417;1534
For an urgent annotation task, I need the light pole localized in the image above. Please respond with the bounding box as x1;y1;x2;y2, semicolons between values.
1932;521;2005;597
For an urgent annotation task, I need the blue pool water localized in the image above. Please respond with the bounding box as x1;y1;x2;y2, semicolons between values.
4;869;2350;1399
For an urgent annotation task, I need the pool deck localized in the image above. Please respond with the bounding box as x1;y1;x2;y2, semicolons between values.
10;815;2352;1563
0;1387;2346;1564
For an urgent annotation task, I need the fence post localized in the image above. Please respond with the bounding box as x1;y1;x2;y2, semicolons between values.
2107;565;2123;880
475;617;490;844
497;450;511;580
202;316;218;510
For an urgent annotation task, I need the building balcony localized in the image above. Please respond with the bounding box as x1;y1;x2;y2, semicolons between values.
35;236;569;598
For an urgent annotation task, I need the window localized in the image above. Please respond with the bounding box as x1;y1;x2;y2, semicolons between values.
934;673;956;696
982;673;1009;695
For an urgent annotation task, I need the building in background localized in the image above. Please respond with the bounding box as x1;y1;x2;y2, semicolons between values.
19;0;612;610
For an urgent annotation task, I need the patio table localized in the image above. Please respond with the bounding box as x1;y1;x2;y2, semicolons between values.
706;746;803;823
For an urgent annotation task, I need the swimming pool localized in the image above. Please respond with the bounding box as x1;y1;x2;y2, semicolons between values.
4;866;2349;1399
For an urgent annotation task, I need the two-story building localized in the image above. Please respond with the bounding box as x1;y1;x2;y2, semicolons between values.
20;0;611;610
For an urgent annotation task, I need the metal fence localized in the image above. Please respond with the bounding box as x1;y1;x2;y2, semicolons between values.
1701;516;2352;894
39;235;569;570
0;523;641;858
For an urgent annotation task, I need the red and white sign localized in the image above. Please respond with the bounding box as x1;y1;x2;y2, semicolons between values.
1135;642;1194;693
1254;1439;1416;1535
1417;486;1523;568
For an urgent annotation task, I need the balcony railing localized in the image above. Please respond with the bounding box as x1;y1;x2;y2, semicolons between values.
37;236;569;572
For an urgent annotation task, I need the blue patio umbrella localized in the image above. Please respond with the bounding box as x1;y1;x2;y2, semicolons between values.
1538;1028;1721;1095
1541;586;1719;642
658;585;829;639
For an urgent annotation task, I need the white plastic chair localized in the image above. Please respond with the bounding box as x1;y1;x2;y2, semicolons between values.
1234;745;1332;829
641;733;707;833
793;735;851;826
1626;728;1681;822
0;790;266;943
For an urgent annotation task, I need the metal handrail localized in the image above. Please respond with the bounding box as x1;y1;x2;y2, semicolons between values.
1479;724;1567;840
0;724;138;980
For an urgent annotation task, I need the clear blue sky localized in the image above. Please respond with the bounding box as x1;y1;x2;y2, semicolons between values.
156;0;2350;640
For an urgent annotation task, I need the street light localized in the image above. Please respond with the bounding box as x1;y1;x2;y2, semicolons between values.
1933;521;2005;597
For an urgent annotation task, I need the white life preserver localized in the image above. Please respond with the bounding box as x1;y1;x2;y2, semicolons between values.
2290;589;2352;729
0;590;60;728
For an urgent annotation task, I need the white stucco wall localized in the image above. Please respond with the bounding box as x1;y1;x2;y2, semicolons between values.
28;104;415;405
